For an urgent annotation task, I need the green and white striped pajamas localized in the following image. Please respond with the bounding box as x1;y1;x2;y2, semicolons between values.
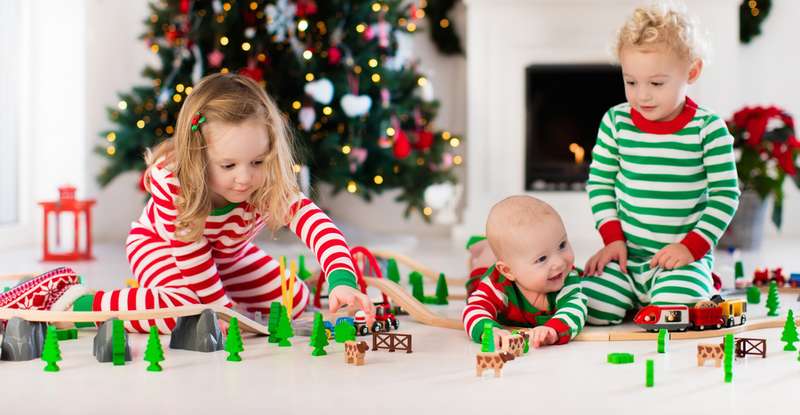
583;98;740;325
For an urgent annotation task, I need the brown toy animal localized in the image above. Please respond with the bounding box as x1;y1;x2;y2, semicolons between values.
696;343;724;367
344;341;369;366
497;333;526;357
476;351;515;377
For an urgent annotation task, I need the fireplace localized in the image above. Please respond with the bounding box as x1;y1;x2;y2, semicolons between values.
525;65;626;191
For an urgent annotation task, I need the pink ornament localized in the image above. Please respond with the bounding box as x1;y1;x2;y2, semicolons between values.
378;136;392;149
349;147;368;173
207;50;224;68
328;46;342;65
377;21;390;48
441;153;453;168
363;25;375;41
381;88;391;108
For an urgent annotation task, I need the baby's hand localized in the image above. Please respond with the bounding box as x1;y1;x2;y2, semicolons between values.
527;326;558;349
583;240;628;276
329;285;376;324
650;243;693;270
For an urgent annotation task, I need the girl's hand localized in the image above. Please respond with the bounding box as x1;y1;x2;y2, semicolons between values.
583;240;628;276
328;285;375;322
650;243;693;270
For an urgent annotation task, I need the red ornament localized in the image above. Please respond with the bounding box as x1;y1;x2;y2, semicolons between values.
239;66;263;82
179;0;190;14
393;130;411;159
414;130;434;151
165;28;180;45
207;49;225;68
328;46;342;65
38;185;96;262
296;0;318;17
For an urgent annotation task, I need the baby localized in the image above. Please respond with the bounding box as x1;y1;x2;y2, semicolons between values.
462;195;587;348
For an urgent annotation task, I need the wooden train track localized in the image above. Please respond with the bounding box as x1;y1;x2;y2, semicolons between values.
370;249;468;286
363;276;463;330
0;305;270;335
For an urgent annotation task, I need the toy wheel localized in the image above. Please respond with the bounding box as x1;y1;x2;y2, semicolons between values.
358;325;369;336
740;315;746;325
715;323;722;329
372;321;383;333
698;325;705;331
391;318;399;330
325;328;332;339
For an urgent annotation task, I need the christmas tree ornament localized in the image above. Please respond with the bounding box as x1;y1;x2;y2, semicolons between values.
212;0;222;14
363;24;375;41
417;76;435;102
349;148;368;173
304;78;334;105
298;106;316;131
245;27;256;39
374;18;391;49
265;0;297;43
296;0;318;18
207;49;224;68
341;94;372;117
381;88;391;108
327;46;342;65
440;153;454;169
378;136;392;149
414;130;434;151
239;65;263;82
393;129;411;159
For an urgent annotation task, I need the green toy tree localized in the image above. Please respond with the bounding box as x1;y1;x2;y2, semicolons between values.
434;272;449;305
766;280;780;316
310;312;329;356
144;326;165;372
734;260;744;282
225;317;244;361
298;255;312;281
781;309;798;351
481;324;495;353
97;0;461;219
276;306;294;347
334;320;356;343
268;302;282;343
41;326;62;373
387;258;401;284
112;319;127;366
409;271;424;301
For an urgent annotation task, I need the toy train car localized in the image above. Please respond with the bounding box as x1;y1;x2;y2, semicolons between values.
753;267;786;286
633;297;747;332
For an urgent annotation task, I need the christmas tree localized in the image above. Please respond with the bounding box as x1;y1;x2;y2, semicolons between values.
225;317;244;361
42;326;62;373
386;258;401;284
96;0;461;219
144;326;165;372
112;319;127;366
434;272;448;305
310;312;329;356
766;281;780;316
480;324;494;353
409;271;424;301
297;255;312;280
268;301;282;343
781;309;798;351
334;319;356;343
277;305;294;347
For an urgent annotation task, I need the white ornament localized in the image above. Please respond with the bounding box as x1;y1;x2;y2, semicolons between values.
418;76;434;102
340;94;372;118
299;107;316;131
245;27;256;39
385;31;413;70
212;0;223;14
304;79;334;105
265;0;296;43
191;44;203;84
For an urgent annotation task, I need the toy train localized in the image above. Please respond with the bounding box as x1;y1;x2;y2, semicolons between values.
353;304;399;336
633;296;747;332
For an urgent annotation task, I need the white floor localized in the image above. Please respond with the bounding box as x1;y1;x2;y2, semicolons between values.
1;234;799;414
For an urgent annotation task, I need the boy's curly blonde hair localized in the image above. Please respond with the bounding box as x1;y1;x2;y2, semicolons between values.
144;73;299;242
615;2;707;62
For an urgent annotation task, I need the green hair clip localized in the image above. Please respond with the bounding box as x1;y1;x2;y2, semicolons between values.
191;112;206;132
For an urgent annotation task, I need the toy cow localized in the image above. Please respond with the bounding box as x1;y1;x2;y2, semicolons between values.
497;332;527;357
344;340;369;366
476;351;515;378
696;343;724;367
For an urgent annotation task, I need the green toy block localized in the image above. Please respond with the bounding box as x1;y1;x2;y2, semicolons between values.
112;319;127;366
55;328;78;341
657;329;668;353
42;326;62;373
386;258;401;284
645;359;654;387
607;353;634;364
723;334;734;383
746;286;761;304
481;324;495;353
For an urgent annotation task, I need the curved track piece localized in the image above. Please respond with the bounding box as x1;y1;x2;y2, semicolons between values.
0;305;269;335
363;276;463;330
371;249;468;286
0;272;36;282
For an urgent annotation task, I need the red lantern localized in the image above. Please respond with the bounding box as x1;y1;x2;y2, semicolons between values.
38;185;96;261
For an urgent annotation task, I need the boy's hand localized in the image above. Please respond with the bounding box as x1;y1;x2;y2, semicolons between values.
528;326;558;348
583;240;628;276
329;285;376;324
650;243;693;270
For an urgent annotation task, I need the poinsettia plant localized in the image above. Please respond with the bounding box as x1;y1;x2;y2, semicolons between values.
728;106;799;229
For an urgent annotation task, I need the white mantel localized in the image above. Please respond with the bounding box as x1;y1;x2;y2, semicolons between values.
453;0;740;245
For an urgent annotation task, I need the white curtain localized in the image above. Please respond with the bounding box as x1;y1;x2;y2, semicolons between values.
0;1;19;225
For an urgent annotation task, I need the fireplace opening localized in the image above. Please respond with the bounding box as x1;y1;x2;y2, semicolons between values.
525;64;626;191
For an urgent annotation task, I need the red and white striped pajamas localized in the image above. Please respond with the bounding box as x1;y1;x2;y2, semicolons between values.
93;162;358;333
